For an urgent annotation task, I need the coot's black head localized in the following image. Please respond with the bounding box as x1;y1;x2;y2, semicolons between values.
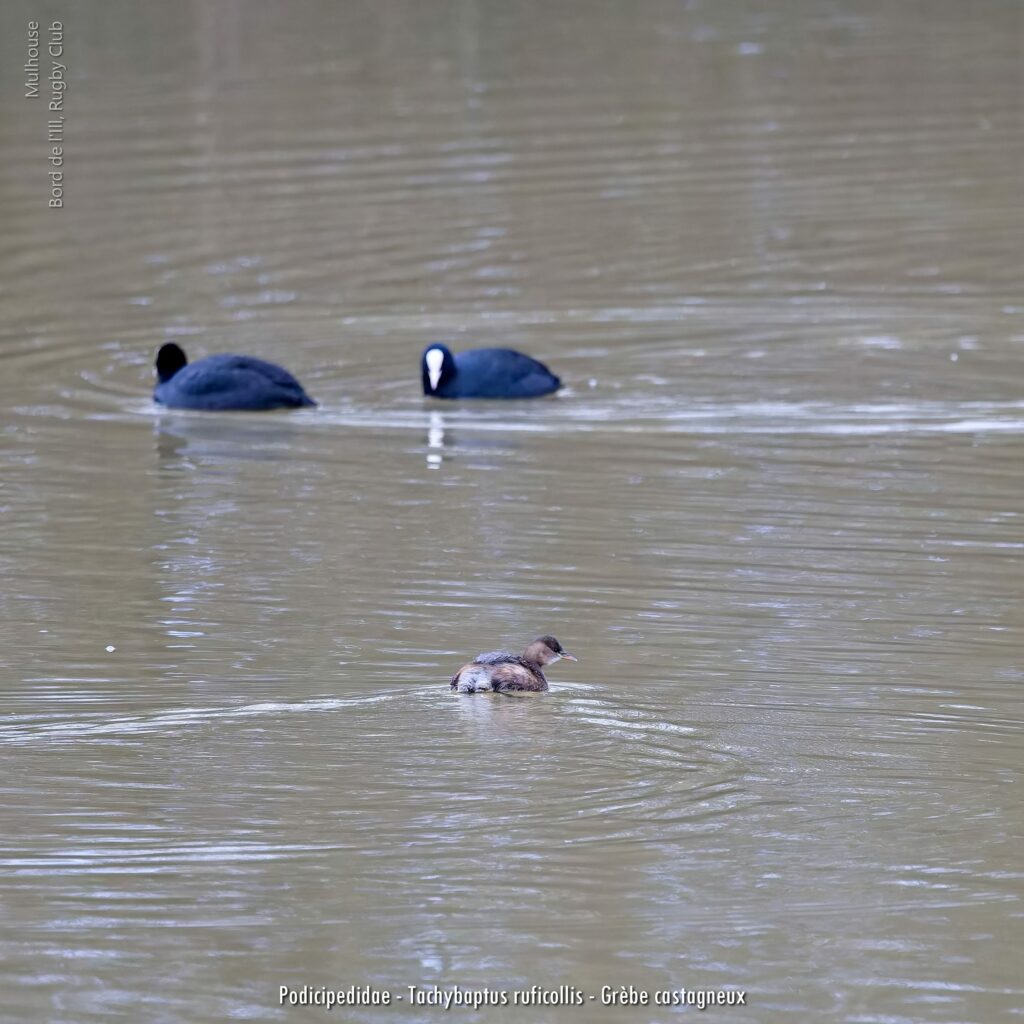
422;343;455;395
526;635;578;665
155;343;188;383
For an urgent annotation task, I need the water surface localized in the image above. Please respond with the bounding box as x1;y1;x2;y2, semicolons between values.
1;2;1022;1022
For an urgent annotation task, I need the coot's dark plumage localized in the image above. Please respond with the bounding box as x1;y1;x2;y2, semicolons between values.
450;635;577;693
422;343;561;399
153;343;316;411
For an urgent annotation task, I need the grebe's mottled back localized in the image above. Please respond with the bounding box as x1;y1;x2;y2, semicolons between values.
473;650;519;664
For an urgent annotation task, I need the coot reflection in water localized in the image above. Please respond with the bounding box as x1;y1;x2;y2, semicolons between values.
153;415;310;465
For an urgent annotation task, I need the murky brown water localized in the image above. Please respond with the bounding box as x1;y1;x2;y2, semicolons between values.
2;1;1023;1021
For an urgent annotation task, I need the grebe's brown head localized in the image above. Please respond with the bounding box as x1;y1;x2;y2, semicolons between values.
524;635;577;666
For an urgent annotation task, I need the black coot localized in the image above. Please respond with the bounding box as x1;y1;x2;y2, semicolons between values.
153;343;316;411
422;343;561;399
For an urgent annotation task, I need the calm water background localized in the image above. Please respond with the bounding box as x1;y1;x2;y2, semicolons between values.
1;2;1022;1021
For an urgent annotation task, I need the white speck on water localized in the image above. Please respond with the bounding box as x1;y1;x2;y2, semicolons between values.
105;645;116;652
950;352;959;362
